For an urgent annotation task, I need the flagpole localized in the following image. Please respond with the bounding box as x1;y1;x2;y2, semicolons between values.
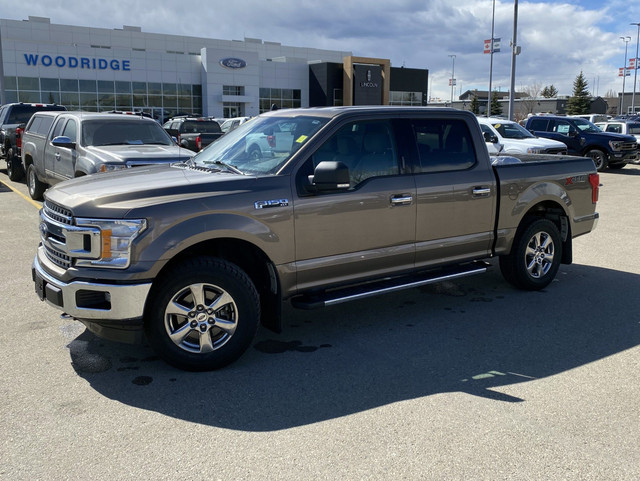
488;0;496;117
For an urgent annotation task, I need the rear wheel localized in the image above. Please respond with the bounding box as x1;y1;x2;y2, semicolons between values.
585;148;607;171
6;148;24;181
27;164;46;200
499;217;562;290
145;257;260;371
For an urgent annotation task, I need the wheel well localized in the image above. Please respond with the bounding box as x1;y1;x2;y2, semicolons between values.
151;238;282;332
521;201;572;264
24;154;33;168
582;146;607;156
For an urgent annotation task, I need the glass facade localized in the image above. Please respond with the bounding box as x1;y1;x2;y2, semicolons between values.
259;87;301;113
389;91;423;106
3;76;202;121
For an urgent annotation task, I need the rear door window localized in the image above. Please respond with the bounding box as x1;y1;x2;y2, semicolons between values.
528;118;549;131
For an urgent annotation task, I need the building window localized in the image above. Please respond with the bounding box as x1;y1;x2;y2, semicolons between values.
333;88;343;106
223;85;244;96
389;91;423;106
259;88;301;113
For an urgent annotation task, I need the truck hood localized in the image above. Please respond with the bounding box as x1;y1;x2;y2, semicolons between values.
44;163;252;218
85;144;194;163
584;131;637;142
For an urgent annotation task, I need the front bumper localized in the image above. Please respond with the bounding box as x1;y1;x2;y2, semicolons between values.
610;150;639;163
32;249;152;323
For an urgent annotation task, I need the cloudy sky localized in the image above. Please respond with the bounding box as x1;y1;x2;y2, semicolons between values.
1;0;639;102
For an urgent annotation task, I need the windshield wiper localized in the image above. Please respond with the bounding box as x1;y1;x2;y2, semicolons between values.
202;160;244;175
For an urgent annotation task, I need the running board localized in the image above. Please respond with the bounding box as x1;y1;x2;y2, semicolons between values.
290;261;490;310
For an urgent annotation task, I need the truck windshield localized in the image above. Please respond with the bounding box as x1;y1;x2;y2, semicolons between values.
191;115;329;175
573;118;601;133
82;120;174;146
492;121;535;139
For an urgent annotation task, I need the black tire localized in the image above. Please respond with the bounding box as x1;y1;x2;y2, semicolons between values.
608;162;625;170
6;148;24;181
499;217;562;291
584;148;607;171
27;164;46;200
248;145;262;160
145;257;260;371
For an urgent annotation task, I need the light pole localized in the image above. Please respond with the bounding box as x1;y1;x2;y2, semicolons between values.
631;22;640;114
508;0;520;121
488;0;496;116
448;54;456;106
620;36;631;115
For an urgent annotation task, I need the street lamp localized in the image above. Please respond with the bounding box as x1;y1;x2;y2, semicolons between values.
620;36;631;115
631;22;640;114
448;54;456;105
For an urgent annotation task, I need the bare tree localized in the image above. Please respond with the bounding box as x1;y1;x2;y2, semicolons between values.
520;82;542;115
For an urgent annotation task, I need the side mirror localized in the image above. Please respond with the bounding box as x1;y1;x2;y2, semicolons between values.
483;132;499;144
308;161;350;192
51;136;76;149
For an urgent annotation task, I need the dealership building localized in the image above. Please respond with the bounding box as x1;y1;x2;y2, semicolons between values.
0;16;429;121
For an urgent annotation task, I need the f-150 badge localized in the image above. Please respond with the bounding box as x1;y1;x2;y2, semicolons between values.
254;199;289;209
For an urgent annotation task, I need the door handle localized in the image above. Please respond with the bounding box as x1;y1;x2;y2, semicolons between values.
390;194;413;206
472;187;491;197
54;152;61;160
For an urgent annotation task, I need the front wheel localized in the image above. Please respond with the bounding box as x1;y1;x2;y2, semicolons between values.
585;148;607;171
145;257;260;371
499;218;562;290
6;148;24;181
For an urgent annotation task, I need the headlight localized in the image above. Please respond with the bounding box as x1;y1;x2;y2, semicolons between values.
99;164;128;173
74;218;147;268
609;141;623;151
527;147;543;154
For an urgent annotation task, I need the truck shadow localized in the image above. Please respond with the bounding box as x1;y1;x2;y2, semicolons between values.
67;262;640;431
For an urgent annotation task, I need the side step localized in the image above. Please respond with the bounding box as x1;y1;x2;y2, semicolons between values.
291;261;490;310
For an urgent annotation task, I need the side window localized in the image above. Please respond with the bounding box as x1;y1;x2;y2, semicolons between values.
0;106;7;124
50;118;67;140
38;116;55;135
605;124;621;134
552;120;573;135
412;118;476;173
62;119;77;142
528;118;548;131
479;124;494;138
297;120;398;194
27;116;41;133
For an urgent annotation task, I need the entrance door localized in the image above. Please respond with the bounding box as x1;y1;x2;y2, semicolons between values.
223;105;239;118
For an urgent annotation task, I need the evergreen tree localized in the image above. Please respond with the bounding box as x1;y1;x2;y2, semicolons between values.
567;72;591;114
541;85;558;98
470;95;480;115
490;91;502;116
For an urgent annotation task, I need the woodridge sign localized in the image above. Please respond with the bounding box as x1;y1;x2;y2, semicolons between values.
24;54;131;71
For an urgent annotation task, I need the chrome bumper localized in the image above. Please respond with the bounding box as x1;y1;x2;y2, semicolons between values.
33;251;152;322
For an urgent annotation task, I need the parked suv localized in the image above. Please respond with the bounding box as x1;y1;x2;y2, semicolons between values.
162;117;224;152
21;111;194;199
0;102;66;180
525;115;639;170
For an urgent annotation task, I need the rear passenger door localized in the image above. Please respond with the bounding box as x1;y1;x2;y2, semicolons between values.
292;119;416;291
407;116;497;268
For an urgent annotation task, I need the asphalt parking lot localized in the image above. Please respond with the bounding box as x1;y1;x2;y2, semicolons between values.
1;164;640;480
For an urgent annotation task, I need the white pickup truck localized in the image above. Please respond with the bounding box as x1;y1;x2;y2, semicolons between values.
478;117;567;155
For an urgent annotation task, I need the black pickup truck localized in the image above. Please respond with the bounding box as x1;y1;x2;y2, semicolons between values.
163;117;224;152
0;102;66;180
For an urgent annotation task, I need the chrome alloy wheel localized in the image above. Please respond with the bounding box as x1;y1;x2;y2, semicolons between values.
164;282;238;353
524;231;554;279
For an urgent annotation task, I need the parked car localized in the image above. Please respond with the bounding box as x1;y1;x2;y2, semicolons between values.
0;102;67;180
21;111;194;199
525;115;639;171
568;114;609;124
220;116;251;134
477;117;567;155
33;106;599;371
595;120;640;156
162;117;224;152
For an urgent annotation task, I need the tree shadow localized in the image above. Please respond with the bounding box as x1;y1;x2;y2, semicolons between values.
66;263;640;431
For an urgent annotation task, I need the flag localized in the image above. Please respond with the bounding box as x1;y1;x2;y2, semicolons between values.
630;58;638;70
483;38;501;54
619;67;630;77
449;79;457;86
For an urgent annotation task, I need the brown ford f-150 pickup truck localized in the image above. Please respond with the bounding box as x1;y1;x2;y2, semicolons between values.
32;107;600;371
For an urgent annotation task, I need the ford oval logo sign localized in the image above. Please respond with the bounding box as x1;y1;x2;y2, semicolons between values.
219;57;247;69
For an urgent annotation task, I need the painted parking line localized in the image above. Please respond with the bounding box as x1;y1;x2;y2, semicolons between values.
0;180;42;209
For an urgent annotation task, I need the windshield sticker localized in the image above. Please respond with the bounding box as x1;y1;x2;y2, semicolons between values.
296;135;308;143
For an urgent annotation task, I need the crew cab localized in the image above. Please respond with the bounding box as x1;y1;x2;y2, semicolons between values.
478;117;567;155
162;117;224;152
32;107;599;371
525;115;638;170
0;102;66;180
21;111;194;200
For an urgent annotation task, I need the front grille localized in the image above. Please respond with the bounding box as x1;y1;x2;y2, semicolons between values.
43;201;73;225
545;148;568;155
44;244;71;269
620;142;637;152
